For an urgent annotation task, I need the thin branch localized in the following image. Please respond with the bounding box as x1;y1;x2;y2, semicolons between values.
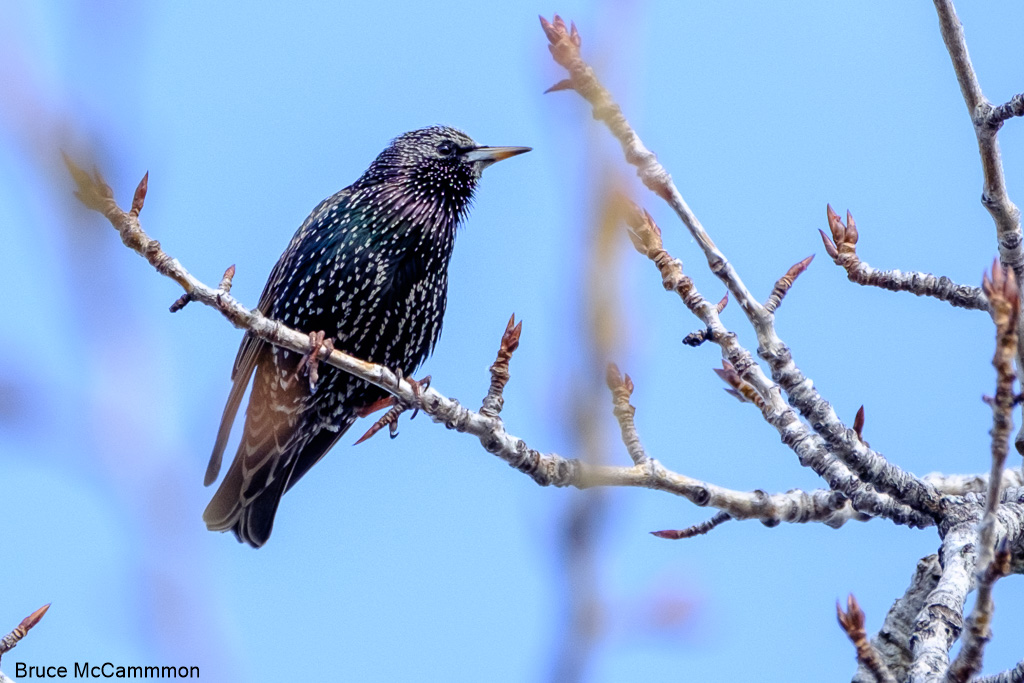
480;314;522;419
821;206;989;311
0;604;50;665
763;255;814;314
622;200;933;529
947;263;1019;682
67;162;884;530
837;594;897;683
976;660;1024;683
990;93;1024;126
605;363;649;467
651;511;731;540
924;467;1024;496
932;1;1022;261
544;16;943;521
932;0;1024;456
852;555;942;683
602;362;870;528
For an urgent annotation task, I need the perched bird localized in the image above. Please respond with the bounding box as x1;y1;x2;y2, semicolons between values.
203;126;529;547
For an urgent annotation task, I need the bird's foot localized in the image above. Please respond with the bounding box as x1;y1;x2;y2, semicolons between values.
406;374;431;420
353;372;431;444
353;403;405;445
355;396;395;418
294;330;334;391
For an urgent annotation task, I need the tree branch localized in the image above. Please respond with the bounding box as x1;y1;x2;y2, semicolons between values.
946;264;1019;682
975;660;1024;683
623;196;932;529
852;555;941;683
932;1;1022;258
838;594;897;683
543;16;943;522
821;206;990;311
932;0;1024;456
651;511;732;540
66;158;884;530
0;604;50;675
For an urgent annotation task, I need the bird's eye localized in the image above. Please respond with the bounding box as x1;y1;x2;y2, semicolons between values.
436;141;457;157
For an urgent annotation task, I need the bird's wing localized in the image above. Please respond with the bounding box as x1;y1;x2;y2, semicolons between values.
203;259;290;486
203;331;264;485
203;190;353;486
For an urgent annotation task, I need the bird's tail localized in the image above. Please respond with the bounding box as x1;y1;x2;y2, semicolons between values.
203;443;293;548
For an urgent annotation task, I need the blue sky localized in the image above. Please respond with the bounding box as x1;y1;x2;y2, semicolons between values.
2;2;1023;681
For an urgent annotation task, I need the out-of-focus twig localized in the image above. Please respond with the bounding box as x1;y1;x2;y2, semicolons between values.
605;363;648;467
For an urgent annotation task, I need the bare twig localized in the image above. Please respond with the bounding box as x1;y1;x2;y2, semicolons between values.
947;263;1019;682
480;314;522;419
67;160;891;531
924;467;1024;496
932;0;1024;455
932;1;1022;261
821;206;989;311
975;659;1024;683
651;511;731;540
681;328;712;347
621;200;931;528
763;255;814;313
0;604;50;665
545;17;942;521
837;595;897;683
605;364;648;467
989;93;1024;126
852;555;941;683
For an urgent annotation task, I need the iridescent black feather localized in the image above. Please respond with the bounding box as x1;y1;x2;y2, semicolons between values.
203;126;528;547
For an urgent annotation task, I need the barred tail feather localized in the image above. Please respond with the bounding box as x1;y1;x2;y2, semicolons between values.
202;443;294;549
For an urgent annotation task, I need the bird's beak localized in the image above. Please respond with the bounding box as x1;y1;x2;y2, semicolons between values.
464;145;532;169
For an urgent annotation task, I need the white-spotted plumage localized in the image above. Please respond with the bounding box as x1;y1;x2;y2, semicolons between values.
202;127;529;547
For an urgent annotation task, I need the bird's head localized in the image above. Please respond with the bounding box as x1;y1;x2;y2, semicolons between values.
389;125;530;177
357;126;530;221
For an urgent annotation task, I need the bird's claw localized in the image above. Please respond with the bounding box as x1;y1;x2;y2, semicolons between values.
407;374;431;420
293;330;334;391
353;372;430;445
354;402;405;445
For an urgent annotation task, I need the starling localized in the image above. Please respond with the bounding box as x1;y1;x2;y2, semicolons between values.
203;126;530;547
